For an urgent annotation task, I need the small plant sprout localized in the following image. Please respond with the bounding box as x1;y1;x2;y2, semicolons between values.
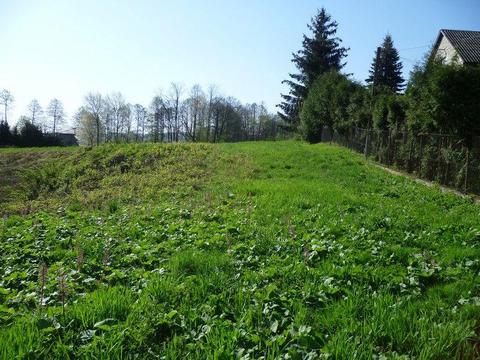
226;232;232;250
284;216;296;239
38;262;48;311
302;245;310;264
204;192;212;208
58;269;68;320
246;204;254;217
102;248;111;267
75;244;84;271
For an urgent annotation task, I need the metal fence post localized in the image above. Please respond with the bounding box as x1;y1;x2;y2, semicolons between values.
419;135;424;175
464;146;469;194
407;133;413;172
364;128;369;159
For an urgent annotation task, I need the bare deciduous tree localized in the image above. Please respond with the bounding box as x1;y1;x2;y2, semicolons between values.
27;99;44;128
72;88;280;146
205;84;218;142
0;89;14;123
169;83;183;142
105;92;126;141
120;103;132;142
150;95;163;142
134;104;147;142
187;84;206;142
84;93;104;145
47;98;66;134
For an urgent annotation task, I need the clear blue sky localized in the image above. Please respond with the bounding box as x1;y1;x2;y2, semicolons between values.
0;0;478;128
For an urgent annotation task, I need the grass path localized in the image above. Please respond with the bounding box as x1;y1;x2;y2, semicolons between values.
0;141;479;359
372;162;480;204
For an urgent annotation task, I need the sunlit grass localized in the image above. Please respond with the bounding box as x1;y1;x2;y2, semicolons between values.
0;141;479;358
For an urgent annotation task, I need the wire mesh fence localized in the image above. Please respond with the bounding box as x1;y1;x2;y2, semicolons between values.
321;126;480;195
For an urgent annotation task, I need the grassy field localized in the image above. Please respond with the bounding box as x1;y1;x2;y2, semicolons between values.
0;141;479;359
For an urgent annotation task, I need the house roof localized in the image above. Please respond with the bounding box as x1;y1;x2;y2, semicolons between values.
436;29;480;64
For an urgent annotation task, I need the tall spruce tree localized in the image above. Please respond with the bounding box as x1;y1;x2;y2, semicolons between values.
278;8;348;130
366;34;404;92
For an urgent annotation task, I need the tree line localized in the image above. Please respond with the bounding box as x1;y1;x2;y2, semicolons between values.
75;84;281;146
0;90;67;147
279;8;480;147
0;85;284;147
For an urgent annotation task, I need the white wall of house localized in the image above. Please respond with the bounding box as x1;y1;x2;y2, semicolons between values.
435;35;464;65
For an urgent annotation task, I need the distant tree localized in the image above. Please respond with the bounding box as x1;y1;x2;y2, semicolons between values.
366;47;383;89
257;112;279;140
184;84;205;142
15;88;279;145
150;95;166;143
120;103;132;142
133;104;147;142
83;93;104;145
0;119;12;146
18;120;44;147
205;84;218;142
217;97;242;142
1;116;61;147
211;97;225;143
241;103;262;141
26;99;44;127
11;126;20;146
75;109;97;146
46;98;66;134
366;35;404;93
105;92;128;141
169;83;183;142
16;115;32;129
0;89;14;123
102;99;113;142
278;8;348;130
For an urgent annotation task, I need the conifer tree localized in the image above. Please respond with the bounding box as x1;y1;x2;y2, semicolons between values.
366;35;404;93
367;47;383;90
278;8;348;130
0;120;12;146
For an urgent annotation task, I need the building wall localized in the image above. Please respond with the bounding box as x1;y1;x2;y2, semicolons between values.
435;35;464;65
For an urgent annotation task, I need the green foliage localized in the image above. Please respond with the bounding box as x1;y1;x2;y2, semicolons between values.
0;120;11;146
366;35;405;93
1;142;480;358
0;120;64;148
279;7;348;129
21;162;64;200
346;86;371;129
300;71;360;143
0;142;215;214
406;61;480;142
294;41;477;149
372;90;406;130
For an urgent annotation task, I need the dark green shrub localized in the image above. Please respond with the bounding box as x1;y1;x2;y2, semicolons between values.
300;71;361;143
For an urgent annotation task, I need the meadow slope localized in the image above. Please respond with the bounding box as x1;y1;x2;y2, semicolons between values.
0;141;479;359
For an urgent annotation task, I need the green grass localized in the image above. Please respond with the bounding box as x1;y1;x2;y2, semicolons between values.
0;146;78;153
0;141;479;359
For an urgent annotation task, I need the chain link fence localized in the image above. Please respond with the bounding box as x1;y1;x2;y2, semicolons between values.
321;126;480;195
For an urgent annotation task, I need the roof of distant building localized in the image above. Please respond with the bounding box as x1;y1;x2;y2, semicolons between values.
435;29;480;64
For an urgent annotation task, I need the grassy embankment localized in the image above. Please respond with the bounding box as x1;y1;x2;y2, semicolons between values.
0;141;479;359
